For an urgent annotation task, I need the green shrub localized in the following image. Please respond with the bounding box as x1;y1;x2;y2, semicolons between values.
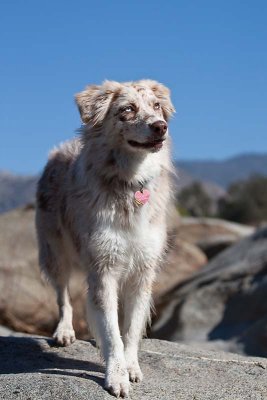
177;182;212;217
218;175;267;224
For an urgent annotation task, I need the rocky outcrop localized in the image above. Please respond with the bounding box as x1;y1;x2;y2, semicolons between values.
0;207;89;339
0;207;206;340
1;206;263;359
153;238;207;298
177;217;255;258
151;226;267;358
0;333;266;400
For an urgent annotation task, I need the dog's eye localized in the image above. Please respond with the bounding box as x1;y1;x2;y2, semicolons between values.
154;102;161;110
124;106;134;113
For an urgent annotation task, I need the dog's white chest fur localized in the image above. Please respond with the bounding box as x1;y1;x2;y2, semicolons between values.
92;206;164;273
87;173;167;276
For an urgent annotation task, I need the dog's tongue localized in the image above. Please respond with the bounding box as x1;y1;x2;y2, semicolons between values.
134;189;150;206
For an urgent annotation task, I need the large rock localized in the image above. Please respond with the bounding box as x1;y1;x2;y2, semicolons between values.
153;209;207;298
178;217;255;242
153;238;207;298
0;333;266;400
177;217;255;258
151;226;267;358
0;207;88;339
0;207;205;339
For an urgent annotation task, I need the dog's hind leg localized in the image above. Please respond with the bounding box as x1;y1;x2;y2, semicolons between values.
53;279;75;346
40;240;75;347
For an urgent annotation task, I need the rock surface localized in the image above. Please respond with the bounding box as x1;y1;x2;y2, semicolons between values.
0;333;266;400
152;226;267;357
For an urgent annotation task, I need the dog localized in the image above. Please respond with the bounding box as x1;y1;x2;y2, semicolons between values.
36;79;175;397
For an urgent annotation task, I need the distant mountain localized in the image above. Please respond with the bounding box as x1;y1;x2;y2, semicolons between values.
175;168;226;201
0;171;38;213
0;152;267;214
177;153;267;188
0;167;221;215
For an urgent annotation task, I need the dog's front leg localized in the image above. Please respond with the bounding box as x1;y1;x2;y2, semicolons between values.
87;271;129;398
122;270;155;383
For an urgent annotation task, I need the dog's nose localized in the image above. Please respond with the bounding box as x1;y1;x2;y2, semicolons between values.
149;121;168;137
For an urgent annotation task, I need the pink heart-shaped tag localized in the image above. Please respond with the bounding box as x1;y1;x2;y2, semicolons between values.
134;189;150;205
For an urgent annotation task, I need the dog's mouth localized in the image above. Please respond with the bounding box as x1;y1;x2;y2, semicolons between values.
128;138;165;150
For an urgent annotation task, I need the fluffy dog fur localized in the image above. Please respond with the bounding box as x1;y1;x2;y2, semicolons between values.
36;79;175;397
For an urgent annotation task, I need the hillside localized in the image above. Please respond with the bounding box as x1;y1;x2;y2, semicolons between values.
176;168;226;201
177;153;267;188
0;168;220;214
0;171;37;213
1;152;267;213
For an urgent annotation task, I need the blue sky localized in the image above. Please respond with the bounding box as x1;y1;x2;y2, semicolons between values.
1;0;267;174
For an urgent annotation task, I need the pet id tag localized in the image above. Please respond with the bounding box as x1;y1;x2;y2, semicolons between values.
134;189;150;206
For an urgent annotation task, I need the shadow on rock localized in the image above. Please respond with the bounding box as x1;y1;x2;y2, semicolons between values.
151;226;267;358
0;336;104;388
208;264;267;357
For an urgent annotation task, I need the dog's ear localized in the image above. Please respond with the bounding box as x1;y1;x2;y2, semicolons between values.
142;80;175;121
75;81;121;125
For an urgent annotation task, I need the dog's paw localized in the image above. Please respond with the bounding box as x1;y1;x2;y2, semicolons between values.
125;352;143;383
105;362;130;398
127;361;143;383
53;324;76;347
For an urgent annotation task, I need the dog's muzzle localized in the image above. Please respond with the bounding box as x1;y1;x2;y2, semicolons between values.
128;120;168;151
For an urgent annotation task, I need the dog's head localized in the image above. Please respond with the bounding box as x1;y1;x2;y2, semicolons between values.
75;80;175;153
